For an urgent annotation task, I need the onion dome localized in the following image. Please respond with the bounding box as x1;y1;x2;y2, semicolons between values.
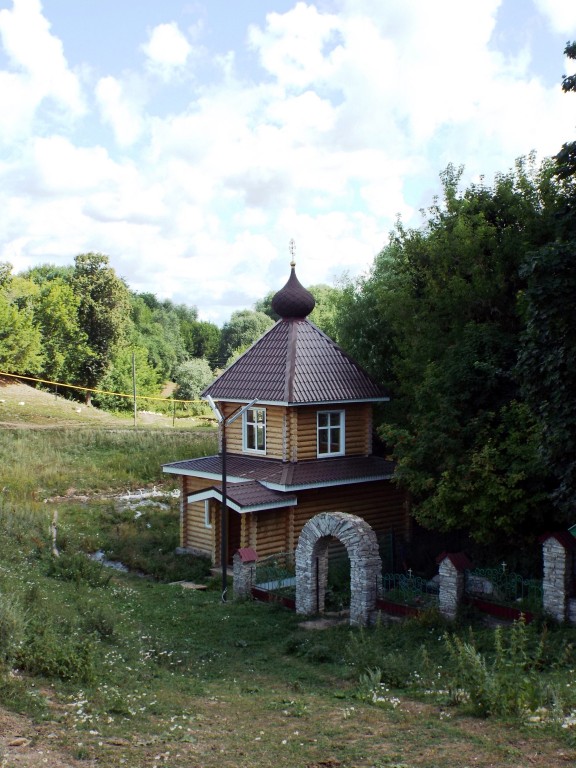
271;262;316;319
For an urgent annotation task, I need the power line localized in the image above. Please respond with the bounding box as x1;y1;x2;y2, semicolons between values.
0;370;203;405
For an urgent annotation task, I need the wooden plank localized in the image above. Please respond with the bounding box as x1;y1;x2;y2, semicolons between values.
185;501;212;551
216;402;286;459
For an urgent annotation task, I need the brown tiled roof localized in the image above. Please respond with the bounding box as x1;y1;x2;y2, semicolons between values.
203;318;387;405
164;454;395;490
187;481;297;513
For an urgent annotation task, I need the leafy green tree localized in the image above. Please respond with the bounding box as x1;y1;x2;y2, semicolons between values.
0;299;42;374
70;253;132;402
130;293;203;380
183;320;221;368
516;44;576;516
339;158;560;541
218;310;274;368
307;284;343;340
94;346;161;412
23;264;74;285
0;262;13;287
130;295;182;380
173;358;214;402
33;277;90;382
0;266;43;374
253;290;278;321
518;243;576;518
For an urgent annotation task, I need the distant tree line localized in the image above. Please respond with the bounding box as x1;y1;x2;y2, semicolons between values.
0;251;340;410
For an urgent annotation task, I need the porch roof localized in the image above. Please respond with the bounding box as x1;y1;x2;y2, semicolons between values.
187;481;297;514
164;453;395;491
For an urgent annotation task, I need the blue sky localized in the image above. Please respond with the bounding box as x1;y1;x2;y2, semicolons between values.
1;0;575;325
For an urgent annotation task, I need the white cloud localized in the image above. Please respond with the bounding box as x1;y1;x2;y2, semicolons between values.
533;0;576;34
29;135;118;194
95;76;145;147
0;0;84;141
141;22;192;78
248;2;343;88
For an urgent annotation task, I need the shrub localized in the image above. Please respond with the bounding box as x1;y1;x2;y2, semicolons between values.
0;675;48;718
45;551;112;588
81;605;116;641
18;621;97;684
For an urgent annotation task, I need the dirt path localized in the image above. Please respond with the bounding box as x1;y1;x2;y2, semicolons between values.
0;706;81;768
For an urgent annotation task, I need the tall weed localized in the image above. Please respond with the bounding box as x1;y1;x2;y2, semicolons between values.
444;619;547;717
0;594;27;668
46;551;112;588
346;622;418;688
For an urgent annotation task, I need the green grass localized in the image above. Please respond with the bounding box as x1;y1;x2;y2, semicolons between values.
0;413;575;766
0;428;216;501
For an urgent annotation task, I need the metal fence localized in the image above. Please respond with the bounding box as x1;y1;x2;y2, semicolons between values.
254;552;296;598
381;572;439;609
465;567;542;611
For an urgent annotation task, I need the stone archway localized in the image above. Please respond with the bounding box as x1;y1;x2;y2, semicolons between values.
295;511;382;627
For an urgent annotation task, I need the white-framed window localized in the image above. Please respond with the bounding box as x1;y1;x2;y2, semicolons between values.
243;406;266;453
317;410;345;457
204;499;212;529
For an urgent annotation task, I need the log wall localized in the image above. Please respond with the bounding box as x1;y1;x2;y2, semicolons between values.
181;475;216;560
230;481;408;561
252;508;290;558
220;403;286;459
293;481;409;543
218;401;372;461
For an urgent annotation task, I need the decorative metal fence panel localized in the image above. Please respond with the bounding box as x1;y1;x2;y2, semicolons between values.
380;572;439;610
254;552;296;599
465;568;542;613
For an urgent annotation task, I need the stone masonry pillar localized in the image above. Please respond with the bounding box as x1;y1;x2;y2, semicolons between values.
233;547;258;600
542;533;576;623
437;552;473;621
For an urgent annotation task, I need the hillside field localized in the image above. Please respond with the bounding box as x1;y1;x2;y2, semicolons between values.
0;382;575;768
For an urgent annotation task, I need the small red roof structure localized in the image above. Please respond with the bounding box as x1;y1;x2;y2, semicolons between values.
236;547;258;563
437;551;474;572
540;531;576;550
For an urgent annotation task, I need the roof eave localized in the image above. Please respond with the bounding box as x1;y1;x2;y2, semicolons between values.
162;463;252;484
260;473;394;492
187;488;298;514
199;396;390;407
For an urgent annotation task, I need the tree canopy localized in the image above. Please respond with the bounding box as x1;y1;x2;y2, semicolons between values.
218;310;274;368
335;156;565;542
70;253;133;400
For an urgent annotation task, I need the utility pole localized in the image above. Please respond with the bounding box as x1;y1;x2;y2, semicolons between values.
132;350;137;428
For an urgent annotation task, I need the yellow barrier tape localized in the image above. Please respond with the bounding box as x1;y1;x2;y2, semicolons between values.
0;370;204;405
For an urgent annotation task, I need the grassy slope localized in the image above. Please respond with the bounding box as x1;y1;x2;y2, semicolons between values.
0;386;575;768
0;376;210;430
